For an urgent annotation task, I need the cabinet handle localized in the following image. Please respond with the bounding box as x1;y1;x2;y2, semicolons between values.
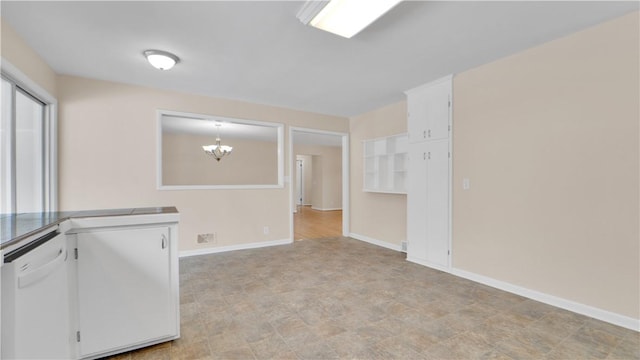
161;234;167;249
423;130;426;138
423;152;426;160
428;129;431;138
428;152;431;160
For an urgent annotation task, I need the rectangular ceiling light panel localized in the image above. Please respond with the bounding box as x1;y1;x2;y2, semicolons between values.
309;0;403;38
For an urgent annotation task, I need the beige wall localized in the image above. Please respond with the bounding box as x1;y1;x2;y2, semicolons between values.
0;18;57;97
294;144;342;210
349;101;407;246
453;12;639;319
163;134;278;186
57;75;348;251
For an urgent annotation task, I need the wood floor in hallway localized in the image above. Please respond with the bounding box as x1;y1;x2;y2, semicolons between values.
294;205;342;240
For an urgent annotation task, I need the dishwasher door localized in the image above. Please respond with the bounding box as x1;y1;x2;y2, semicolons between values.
1;231;71;359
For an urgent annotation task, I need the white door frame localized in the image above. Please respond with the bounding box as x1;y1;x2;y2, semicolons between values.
295;158;304;207
289;127;350;239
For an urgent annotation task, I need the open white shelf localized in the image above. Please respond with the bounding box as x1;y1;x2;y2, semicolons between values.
363;133;408;194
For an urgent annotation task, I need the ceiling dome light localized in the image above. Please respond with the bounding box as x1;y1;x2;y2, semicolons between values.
144;50;179;70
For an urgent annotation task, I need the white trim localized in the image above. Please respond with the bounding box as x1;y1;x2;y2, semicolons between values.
0;59;57;104
407;256;451;273
341;134;350;236
362;189;407;195
158;184;284;191
289;127;350;240
349;233;402;252
289;126;294;240
156;112;163;190
296;0;329;25
447;77;453;269
0;58;58;212
179;238;292;258
450;267;639;332
156;109;285;190
310;206;342;211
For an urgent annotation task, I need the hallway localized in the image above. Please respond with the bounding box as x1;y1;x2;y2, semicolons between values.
293;206;342;241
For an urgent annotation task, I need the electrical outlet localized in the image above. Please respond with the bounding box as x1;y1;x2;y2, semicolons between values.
263;226;269;235
197;233;216;244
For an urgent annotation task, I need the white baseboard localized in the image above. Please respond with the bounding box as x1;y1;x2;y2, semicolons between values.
349;233;402;252
179;238;292;258
373;243;639;331
406;256;450;273
451;267;640;332
311;206;342;211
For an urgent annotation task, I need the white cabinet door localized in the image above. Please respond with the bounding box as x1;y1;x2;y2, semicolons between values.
76;226;175;358
425;139;450;267
406;140;450;268
407;143;428;261
406;77;451;143
423;80;450;141
407;91;429;143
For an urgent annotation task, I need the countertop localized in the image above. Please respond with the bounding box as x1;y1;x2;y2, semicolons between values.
0;207;178;250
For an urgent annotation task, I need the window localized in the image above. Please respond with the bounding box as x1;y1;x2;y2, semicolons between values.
1;74;57;214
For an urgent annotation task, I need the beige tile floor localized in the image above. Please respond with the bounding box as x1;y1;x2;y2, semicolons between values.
108;237;639;360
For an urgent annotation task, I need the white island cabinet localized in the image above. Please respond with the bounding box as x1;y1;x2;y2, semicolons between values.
1;208;180;360
65;210;180;359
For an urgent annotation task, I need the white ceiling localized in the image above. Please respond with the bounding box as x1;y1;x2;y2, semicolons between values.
2;1;637;118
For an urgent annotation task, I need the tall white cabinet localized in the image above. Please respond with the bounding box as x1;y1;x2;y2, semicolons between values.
405;76;452;270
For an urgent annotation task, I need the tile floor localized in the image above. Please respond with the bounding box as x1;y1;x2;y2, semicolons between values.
108;237;639;360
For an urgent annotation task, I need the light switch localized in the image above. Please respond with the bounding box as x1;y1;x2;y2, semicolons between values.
463;178;470;190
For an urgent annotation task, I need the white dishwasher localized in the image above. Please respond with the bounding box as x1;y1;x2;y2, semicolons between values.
1;228;71;359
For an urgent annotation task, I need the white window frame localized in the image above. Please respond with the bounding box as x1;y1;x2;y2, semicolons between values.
1;58;58;213
157;109;285;190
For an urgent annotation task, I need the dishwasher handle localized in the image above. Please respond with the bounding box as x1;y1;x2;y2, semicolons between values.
18;245;67;289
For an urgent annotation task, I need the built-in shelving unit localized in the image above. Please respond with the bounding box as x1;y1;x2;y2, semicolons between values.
363;133;408;194
405;75;452;270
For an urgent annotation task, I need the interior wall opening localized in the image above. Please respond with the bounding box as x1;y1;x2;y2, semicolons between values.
290;128;349;241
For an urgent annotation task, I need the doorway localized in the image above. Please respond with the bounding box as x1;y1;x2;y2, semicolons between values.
295;158;305;209
289;128;349;241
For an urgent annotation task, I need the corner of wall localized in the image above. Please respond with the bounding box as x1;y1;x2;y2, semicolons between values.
1;17;58;97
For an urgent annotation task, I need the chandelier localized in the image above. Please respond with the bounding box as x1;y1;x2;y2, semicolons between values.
202;123;233;162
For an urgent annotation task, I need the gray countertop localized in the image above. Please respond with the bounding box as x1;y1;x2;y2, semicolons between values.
1;207;178;250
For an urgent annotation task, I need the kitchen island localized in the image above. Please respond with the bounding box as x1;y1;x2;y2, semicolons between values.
1;207;180;359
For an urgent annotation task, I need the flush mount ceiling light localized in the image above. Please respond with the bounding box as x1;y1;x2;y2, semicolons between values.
143;50;179;70
297;0;403;38
202;122;233;162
